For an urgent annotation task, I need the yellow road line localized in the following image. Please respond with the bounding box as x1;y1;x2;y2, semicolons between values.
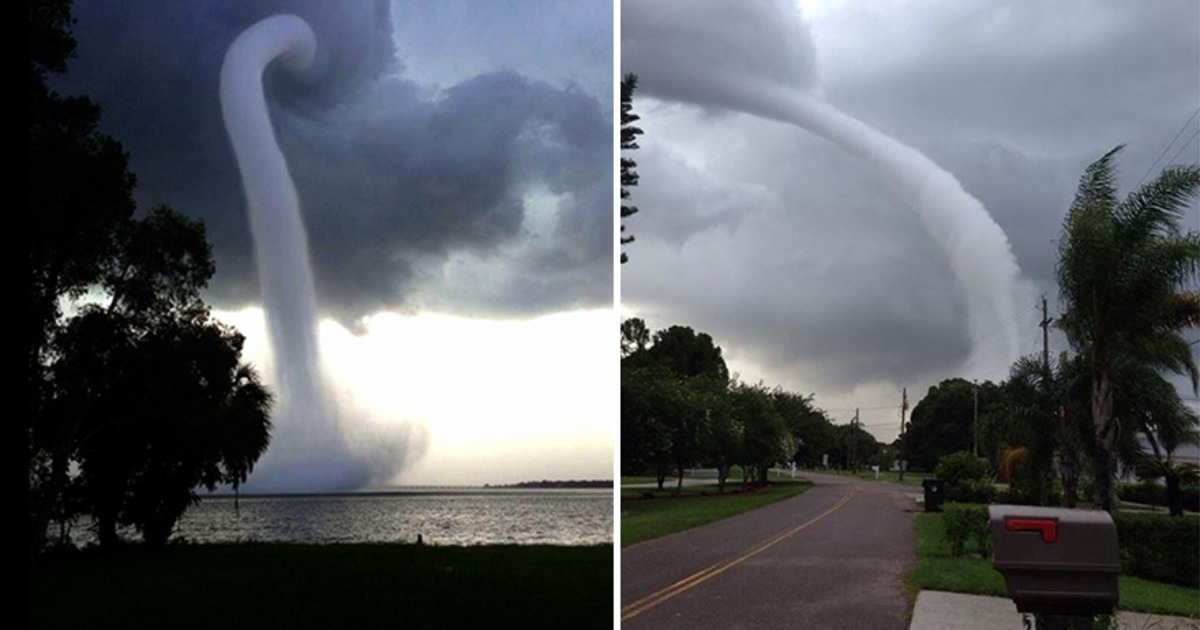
620;492;854;622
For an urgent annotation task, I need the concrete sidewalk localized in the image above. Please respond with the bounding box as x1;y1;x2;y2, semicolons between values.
909;591;1199;630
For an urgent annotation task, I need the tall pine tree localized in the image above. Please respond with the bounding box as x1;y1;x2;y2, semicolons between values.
620;74;643;264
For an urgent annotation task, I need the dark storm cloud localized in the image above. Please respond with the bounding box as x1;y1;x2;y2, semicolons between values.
822;0;1200;145
628;130;973;392
622;0;818;108
633;143;781;248
55;0;612;323
815;0;1200;305
274;70;611;320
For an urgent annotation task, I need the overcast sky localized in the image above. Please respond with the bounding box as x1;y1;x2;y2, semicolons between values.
56;0;615;486
621;0;1200;442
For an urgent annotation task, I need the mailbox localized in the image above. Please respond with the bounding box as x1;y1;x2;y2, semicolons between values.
989;505;1120;616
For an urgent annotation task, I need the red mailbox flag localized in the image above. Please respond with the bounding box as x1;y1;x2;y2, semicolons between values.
1005;517;1058;543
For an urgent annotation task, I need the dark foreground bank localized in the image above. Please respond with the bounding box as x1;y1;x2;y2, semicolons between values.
32;543;613;630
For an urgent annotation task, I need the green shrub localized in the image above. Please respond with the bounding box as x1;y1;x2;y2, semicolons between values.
936;451;987;486
994;484;1033;505
946;478;997;505
936;452;995;505
943;506;970;556
995;484;1061;506
943;504;991;558
1113;512;1199;588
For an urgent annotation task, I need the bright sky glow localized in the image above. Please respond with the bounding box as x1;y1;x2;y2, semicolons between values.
217;306;616;486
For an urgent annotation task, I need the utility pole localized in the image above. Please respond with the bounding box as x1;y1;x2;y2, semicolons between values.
852;408;859;474
899;387;909;481
1039;295;1053;370
973;380;979;458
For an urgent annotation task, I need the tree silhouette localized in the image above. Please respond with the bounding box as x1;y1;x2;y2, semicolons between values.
28;0;272;553
771;389;834;470
48;207;274;547
620;365;679;489
621;320;838;490
620;317;650;357
622;322;729;491
28;0;137;559
620;73;643;264
904;378;1001;470
645;325;729;383
730;383;790;486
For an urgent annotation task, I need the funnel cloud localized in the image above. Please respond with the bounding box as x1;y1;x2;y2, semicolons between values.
220;14;418;492
622;0;1198;437
625;0;1029;377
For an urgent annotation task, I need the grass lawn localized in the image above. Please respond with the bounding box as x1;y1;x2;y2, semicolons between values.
621;479;812;547
31;543;613;630
622;468;808;491
907;511;1200;618
621;479;757;500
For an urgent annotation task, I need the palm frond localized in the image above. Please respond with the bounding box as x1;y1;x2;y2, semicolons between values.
1136;458;1200;483
1117;164;1200;238
1000;446;1029;484
1068;144;1123;217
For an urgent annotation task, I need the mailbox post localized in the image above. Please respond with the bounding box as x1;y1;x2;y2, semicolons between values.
989;505;1120;629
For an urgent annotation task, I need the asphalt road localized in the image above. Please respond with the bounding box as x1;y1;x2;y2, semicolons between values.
621;472;920;629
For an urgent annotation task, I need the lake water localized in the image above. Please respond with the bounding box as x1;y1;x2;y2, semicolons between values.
70;489;613;547
182;489;612;546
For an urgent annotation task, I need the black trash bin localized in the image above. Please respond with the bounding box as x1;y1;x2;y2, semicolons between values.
922;478;945;512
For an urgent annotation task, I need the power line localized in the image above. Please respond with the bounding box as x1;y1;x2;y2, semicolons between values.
960;300;1042;357
1136;106;1200;188
1163;128;1200;168
825;405;896;414
958;299;1048;382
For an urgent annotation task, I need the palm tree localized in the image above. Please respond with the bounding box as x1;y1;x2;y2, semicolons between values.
1135;459;1200;517
620;73;643;264
1107;357;1198;467
997;355;1061;505
214;364;273;513
1118;359;1200;516
1056;145;1200;512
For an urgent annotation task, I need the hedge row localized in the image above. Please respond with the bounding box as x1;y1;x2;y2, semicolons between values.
941;506;1198;589
1115;482;1200;513
1112;512;1199;589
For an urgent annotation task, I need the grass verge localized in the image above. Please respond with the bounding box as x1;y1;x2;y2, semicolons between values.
621;479;812;547
32;543;612;630
907;511;1200;618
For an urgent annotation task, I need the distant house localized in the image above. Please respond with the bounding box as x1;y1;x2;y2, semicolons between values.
1173;443;1200;466
1118;439;1200;483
